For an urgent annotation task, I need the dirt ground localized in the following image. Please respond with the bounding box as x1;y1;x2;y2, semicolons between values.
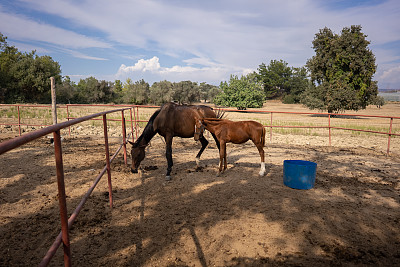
1;103;400;266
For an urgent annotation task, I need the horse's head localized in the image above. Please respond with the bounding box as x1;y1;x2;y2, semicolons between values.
128;141;147;173
194;119;205;141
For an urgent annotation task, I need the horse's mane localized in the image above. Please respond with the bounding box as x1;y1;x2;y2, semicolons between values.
134;108;160;147
201;118;231;126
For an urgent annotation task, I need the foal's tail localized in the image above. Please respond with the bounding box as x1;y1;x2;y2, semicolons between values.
261;126;266;147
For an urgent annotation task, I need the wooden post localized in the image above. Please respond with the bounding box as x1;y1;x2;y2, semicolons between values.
51;77;57;125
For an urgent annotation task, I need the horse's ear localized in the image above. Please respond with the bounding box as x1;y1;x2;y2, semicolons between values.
128;140;134;145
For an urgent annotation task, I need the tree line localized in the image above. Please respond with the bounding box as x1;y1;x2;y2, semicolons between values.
56;76;221;105
0;26;384;113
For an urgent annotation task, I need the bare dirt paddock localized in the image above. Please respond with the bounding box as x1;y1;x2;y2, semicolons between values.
1;103;400;266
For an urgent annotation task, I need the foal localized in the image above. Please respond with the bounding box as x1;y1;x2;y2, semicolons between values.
194;118;266;176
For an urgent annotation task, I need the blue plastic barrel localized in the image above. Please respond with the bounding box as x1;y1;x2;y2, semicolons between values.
283;160;317;189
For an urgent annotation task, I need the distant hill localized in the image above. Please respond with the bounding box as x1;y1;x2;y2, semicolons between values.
379;89;400;92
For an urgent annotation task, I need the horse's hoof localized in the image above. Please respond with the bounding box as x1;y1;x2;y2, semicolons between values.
165;176;172;181
259;171;265;176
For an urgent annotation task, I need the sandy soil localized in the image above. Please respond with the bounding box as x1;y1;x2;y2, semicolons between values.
1;103;400;266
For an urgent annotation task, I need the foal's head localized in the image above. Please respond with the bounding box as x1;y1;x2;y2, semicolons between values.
194;119;205;141
128;141;147;173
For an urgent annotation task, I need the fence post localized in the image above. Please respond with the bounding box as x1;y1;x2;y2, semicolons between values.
129;108;134;142
53;129;71;267
121;110;127;165
17;105;21;136
387;117;393;156
51;77;57;125
270;112;273;142
328;114;331;146
133;106;138;139
103;114;113;208
67;105;71;136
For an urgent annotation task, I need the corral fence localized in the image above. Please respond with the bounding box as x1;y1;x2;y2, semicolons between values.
1;103;399;154
0;104;399;266
0;106;134;266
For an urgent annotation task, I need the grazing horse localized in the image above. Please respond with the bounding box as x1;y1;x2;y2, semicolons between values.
194;118;266;176
128;102;221;180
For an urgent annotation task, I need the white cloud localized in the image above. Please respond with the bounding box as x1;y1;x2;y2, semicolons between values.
67;50;108;61
115;56;252;84
376;65;400;88
0;5;111;49
117;56;161;74
381;66;400;80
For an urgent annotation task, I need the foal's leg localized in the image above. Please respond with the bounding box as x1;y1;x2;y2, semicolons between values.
195;135;208;166
211;133;220;151
217;141;226;176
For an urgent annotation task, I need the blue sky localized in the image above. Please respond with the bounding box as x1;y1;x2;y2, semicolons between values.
1;0;399;88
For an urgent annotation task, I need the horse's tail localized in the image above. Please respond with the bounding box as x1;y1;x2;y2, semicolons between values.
261;126;266;147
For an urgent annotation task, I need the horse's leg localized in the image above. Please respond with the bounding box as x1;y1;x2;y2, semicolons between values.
255;142;266;176
217;141;226;176
165;134;174;181
195;135;208;166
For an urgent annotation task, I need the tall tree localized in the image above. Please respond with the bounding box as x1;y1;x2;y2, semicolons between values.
199;82;221;103
0;33;61;103
149;80;174;105
282;66;310;104
112;79;124;103
56;76;77;104
77;77;113;103
303;25;378;113
172;81;199;104
257;59;292;99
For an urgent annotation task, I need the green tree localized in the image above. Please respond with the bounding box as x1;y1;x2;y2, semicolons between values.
303;25;378;113
282;66;310;104
14;54;62;103
172;81;199;104
199;82;220;103
257;60;292;99
0;33;21;102
113;79;124;103
121;78;150;104
214;73;265;110
56;76;77;103
77;77;113;103
149;80;174;105
0;33;61;103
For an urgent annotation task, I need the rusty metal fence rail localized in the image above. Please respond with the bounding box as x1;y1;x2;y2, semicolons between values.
219;108;399;155
1;104;399;154
0;107;132;266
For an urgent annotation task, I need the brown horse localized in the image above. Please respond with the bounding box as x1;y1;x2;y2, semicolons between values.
129;102;221;180
194;118;266;176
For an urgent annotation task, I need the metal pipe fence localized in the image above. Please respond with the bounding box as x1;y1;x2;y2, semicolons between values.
217;107;399;155
0;107;132;266
1;104;399;154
